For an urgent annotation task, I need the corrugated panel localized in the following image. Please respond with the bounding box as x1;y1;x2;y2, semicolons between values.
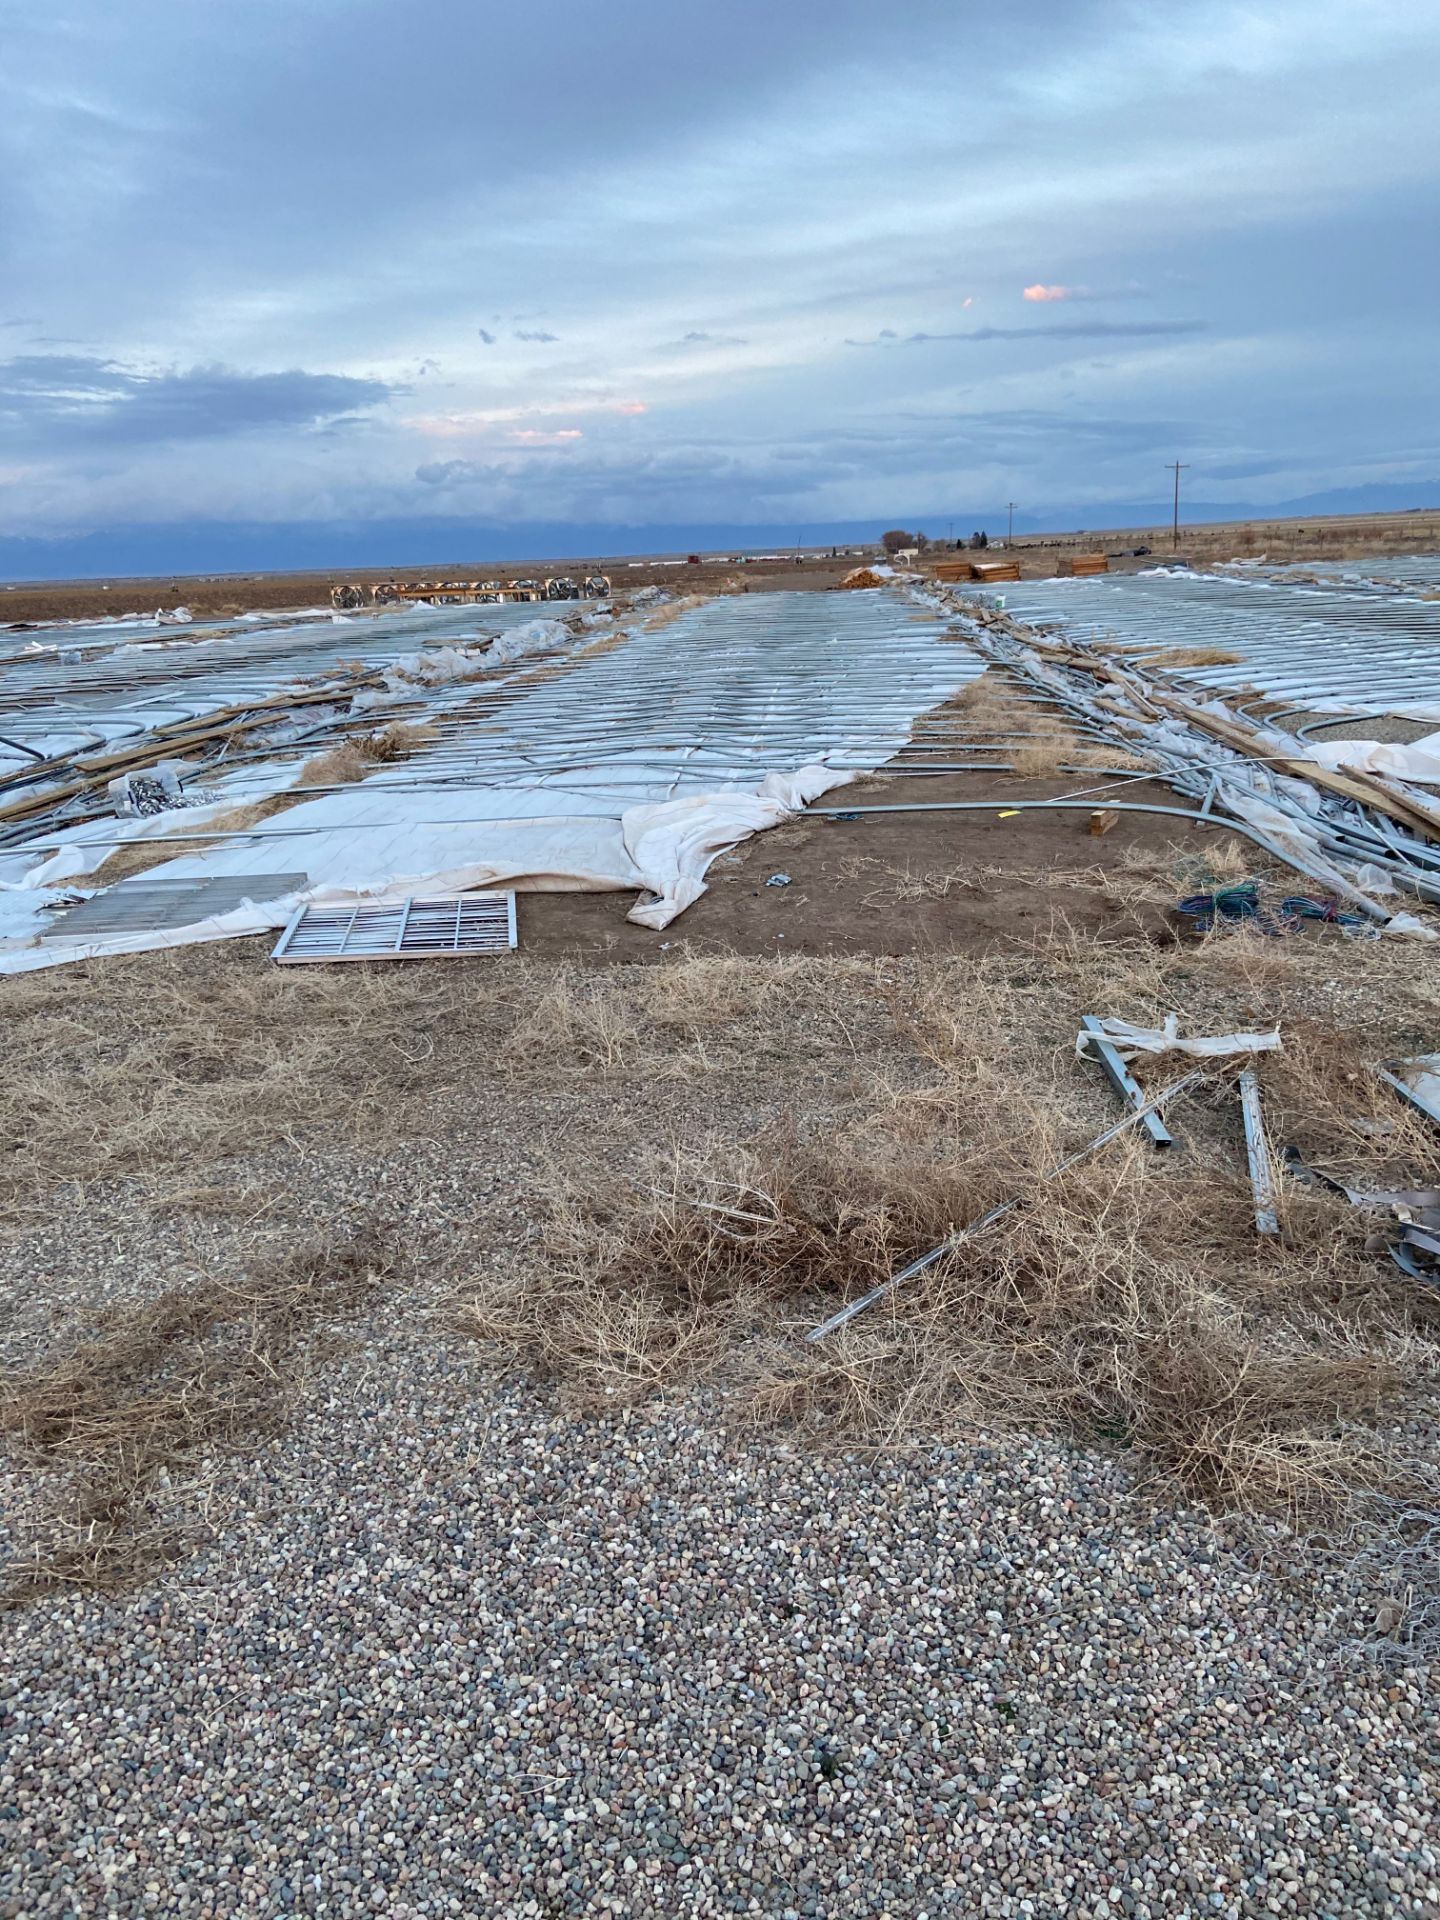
272;891;517;963
44;872;310;938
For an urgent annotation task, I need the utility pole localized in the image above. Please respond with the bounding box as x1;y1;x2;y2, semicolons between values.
1006;501;1017;544
1166;462;1189;550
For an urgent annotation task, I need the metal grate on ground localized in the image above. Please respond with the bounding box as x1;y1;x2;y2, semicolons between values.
272;891;517;963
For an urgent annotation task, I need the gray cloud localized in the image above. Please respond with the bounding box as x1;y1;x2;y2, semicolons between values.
1;0;1436;547
0;355;396;446
1200;457;1305;481
674;331;748;347
514;329;558;342
846;320;1206;346
416;458;493;486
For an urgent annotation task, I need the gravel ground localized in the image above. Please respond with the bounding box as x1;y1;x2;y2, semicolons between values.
4;938;1440;1918
2;1314;1436;1920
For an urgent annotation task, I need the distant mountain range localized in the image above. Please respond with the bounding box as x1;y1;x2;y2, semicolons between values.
2;480;1436;582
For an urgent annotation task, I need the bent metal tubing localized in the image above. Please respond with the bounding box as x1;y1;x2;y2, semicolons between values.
806;796;1411;916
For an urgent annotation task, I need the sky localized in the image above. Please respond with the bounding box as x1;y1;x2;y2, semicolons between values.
2;0;1438;571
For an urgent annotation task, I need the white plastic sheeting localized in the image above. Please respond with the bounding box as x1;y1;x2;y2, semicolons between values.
1077;1016;1281;1062
0;598;580;777
1005;566;1440;720
2;591;985;970
1302;733;1440;785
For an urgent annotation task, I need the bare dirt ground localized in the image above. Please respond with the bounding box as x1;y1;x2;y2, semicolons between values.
522;768;1229;960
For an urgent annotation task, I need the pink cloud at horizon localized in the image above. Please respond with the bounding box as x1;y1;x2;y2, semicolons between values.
412;398;647;438
1022;283;1088;302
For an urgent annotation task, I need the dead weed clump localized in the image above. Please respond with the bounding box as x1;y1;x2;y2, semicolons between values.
955;671;1021;730
461;1135;1011;1413
461;1086;1440;1518
301;720;435;786
1133;645;1246;672
950;672;1148;775
1;1227;395;1601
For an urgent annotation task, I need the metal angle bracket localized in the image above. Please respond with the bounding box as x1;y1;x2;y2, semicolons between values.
1377;1056;1440;1133
1078;1015;1174;1149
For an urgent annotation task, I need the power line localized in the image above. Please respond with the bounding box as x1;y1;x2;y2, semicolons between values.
1165;462;1189;550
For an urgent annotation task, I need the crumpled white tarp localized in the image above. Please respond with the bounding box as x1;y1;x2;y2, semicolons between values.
625;768;849;928
0;766;859;972
0;846;94;947
1077;1015;1282;1062
364;618;591;705
381;643;489;689
1379;912;1440;942
1302;732;1440;785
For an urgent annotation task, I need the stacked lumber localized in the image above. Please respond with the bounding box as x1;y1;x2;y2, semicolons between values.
1061;554;1109;576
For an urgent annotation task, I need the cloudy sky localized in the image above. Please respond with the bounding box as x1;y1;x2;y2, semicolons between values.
2;0;1437;564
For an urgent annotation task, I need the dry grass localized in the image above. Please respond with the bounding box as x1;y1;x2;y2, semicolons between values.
8;914;1440;1531
954;670;1020;727
0;949;871;1219
1131;646;1247;672
0;953;470;1215
300;720;435;787
459;1107;1439;1515
949;669;1150;775
1;1228;394;1601
456;927;1440;1518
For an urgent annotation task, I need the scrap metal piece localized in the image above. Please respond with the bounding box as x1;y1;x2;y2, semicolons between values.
1390;1242;1431;1281
806;1067;1207;1342
1281;1146;1440;1285
1238;1067;1280;1235
1079;1013;1174;1149
273;890;517;963
1378;1055;1440;1132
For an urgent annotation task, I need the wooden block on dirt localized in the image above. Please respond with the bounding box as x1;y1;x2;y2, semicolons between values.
1089;809;1119;836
